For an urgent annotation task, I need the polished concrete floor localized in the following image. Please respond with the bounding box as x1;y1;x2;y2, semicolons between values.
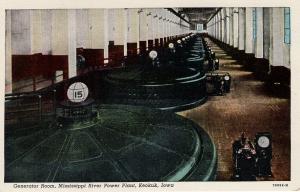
178;38;290;181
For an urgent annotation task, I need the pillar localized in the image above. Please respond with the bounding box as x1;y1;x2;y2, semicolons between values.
146;9;153;49
158;9;164;45
225;8;230;44
229;8;234;46
68;10;77;78
270;8;284;66
161;9;168;44
238;8;245;51
103;9;109;61
216;11;221;40
233;8;239;48
139;9;148;53
245;8;253;54
255;8;263;58
221;8;226;42
263;8;271;60
152;9;158;47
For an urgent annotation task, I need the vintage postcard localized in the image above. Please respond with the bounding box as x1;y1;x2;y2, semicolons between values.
0;0;299;191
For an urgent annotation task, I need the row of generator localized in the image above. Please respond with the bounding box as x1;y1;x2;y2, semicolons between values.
5;33;231;182
100;33;231;111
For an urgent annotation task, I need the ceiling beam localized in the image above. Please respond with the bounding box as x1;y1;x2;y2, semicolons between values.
206;8;222;24
166;8;193;26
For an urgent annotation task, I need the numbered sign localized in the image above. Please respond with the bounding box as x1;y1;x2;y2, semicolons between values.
67;82;89;103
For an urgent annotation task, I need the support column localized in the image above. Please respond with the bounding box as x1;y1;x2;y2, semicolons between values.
162;10;167;44
255;8;263;58
123;9;128;56
146;9;153;49
225;8;230;44
233;8;239;48
221;9;226;42
216;13;219;40
5;10;12;93
171;14;175;38
158;10;164;46
152;9;158;47
103;9;109;62
238;8;245;51
270;8;284;66
229;8;234;46
219;11;222;41
139;9;147;53
213;17;216;38
167;11;172;40
263;8;270;60
68;10;77;78
245;8;253;54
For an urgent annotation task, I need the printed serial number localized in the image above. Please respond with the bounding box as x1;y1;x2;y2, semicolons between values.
273;183;288;187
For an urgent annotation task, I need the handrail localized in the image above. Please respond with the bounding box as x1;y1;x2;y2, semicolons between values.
6;88;57;123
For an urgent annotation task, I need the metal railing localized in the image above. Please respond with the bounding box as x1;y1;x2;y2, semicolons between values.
5;89;57;126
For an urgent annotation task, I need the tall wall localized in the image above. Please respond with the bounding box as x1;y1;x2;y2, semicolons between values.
6;8;191;93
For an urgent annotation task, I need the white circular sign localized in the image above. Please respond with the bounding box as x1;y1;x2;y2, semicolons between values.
67;82;89;103
149;50;158;59
177;40;182;44
168;43;174;49
257;136;270;148
224;75;230;81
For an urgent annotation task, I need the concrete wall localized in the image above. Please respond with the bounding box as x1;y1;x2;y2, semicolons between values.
6;8;193;90
11;10;31;54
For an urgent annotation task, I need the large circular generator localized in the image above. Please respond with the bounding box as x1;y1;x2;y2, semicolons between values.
101;51;207;111
5;104;216;182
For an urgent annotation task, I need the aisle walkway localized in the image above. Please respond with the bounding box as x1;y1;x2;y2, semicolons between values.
178;38;290;181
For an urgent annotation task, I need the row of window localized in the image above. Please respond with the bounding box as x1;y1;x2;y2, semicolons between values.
252;8;290;44
284;8;291;44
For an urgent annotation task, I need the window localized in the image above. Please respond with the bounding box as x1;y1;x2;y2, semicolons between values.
284;8;291;44
252;8;257;40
